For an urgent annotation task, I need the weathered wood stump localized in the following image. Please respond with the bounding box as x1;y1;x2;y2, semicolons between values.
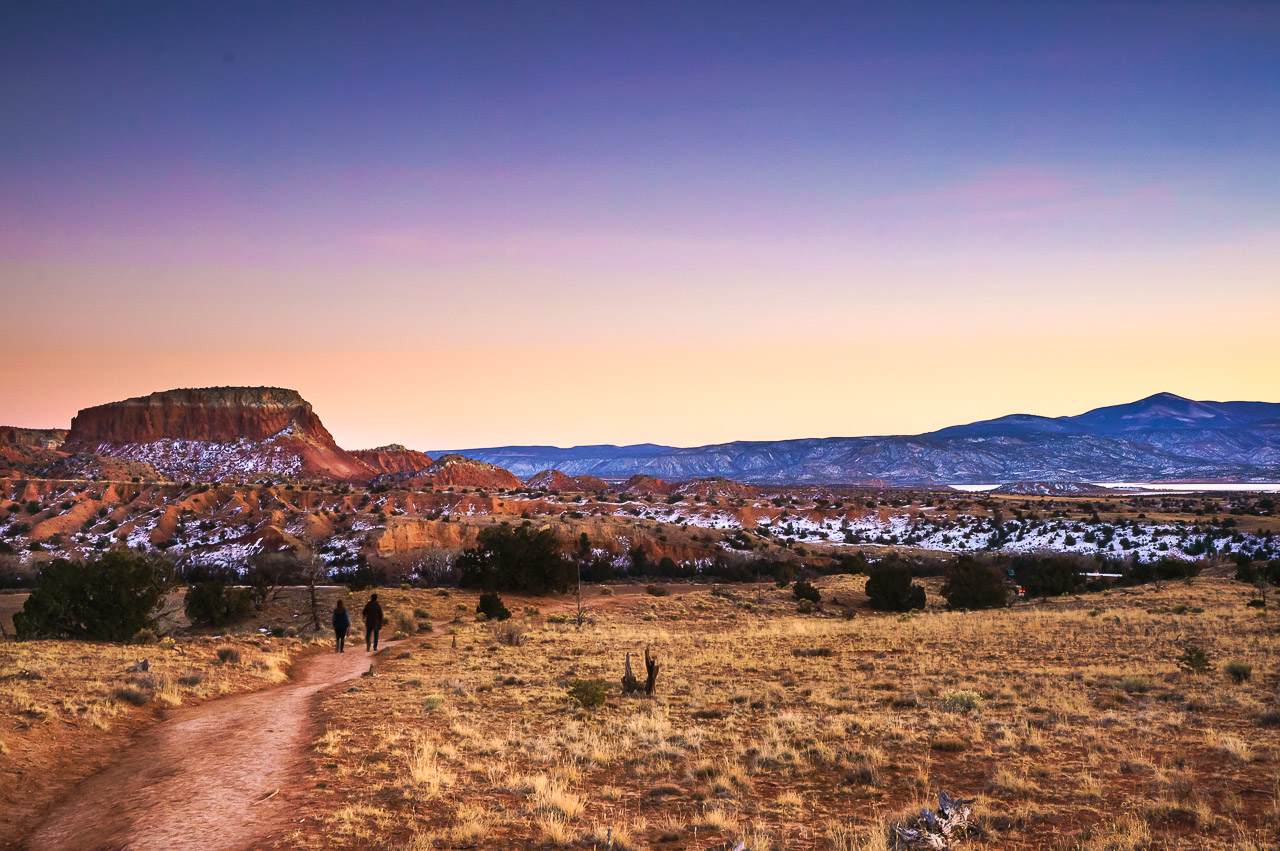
622;645;660;695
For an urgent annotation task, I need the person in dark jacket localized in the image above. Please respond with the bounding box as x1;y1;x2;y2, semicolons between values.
332;599;350;653
362;593;384;651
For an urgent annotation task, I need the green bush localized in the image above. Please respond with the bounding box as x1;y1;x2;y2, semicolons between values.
864;560;926;612
131;628;159;645
1119;675;1152;694
476;591;511;621
942;557;1008;610
1224;660;1252;683
792;580;821;604
938;690;982;714
184;580;254;628
567;678;610;709
14;551;174;641
1177;644;1211;675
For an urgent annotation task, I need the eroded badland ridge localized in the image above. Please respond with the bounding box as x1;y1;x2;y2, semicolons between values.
0;387;1277;579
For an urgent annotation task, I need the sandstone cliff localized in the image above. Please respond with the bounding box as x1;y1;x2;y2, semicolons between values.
64;387;375;483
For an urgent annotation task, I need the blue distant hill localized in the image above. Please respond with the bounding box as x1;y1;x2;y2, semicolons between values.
433;393;1280;486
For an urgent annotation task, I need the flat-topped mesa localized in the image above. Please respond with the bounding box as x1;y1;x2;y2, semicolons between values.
351;445;435;476
66;387;329;446
62;387;375;484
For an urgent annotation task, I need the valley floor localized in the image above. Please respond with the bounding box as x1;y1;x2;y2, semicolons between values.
3;577;1278;849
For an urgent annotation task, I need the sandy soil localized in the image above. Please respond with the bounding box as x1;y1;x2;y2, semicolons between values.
23;637;397;851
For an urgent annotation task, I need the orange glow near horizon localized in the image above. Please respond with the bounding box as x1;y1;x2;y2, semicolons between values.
5;330;1278;452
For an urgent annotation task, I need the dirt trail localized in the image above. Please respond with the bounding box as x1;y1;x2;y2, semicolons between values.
24;639;397;851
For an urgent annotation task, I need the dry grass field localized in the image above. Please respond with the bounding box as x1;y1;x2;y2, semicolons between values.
0;602;317;839
243;576;1280;850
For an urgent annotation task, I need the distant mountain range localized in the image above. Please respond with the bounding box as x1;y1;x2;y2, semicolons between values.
436;393;1280;485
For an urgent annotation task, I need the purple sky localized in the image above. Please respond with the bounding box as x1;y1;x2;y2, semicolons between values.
3;2;1279;449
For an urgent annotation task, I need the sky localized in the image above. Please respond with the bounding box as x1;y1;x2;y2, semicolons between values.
3;1;1279;450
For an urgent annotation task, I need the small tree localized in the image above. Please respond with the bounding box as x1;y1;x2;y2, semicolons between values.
793;579;821;603
476;591;511;621
865;560;926;612
15;551;174;641
184;580;254;628
942;557;1008;610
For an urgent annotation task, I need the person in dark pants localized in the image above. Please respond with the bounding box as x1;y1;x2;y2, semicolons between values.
332;599;350;653
362;593;384;651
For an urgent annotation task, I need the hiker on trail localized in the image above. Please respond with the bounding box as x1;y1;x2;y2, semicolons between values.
362;593;384;651
332;599;350;653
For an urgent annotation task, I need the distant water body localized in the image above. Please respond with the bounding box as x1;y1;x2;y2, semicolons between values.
952;482;1280;494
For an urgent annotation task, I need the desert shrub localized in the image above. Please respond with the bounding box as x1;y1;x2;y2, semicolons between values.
184;580;254;628
456;523;574;593
393;609;417;635
1224;660;1252;683
938;690;982;714
111;685;152;706
942;557;1008;610
215;646;241;665
1177;644;1211;675
796;599;814;614
865;560;926;612
1247;598;1267;610
14;551;174;641
1119;675;1152;694
496;620;527;646
645;584;668;597
413;607;431;619
177;672;203;687
567;678;610;709
476;591;511;621
131;628;159;645
793;580;821;603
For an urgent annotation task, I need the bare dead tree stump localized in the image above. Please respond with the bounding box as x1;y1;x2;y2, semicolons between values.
621;651;640;693
621;646;660;695
644;644;659;695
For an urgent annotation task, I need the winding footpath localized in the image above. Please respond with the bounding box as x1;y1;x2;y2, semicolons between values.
24;640;396;851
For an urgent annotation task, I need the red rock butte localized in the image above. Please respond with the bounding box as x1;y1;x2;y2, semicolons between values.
66;387;330;446
63;387;375;484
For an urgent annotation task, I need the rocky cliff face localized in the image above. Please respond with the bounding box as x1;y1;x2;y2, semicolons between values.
67;387;328;445
64;387;375;483
351;445;434;476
